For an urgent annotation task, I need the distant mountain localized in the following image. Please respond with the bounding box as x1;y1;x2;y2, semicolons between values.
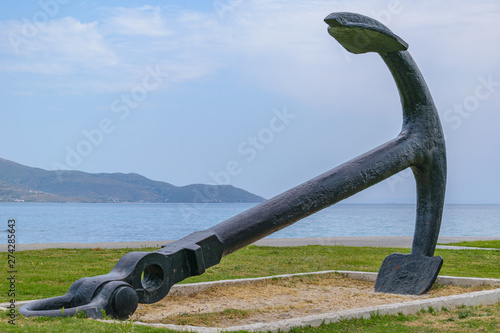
0;158;266;203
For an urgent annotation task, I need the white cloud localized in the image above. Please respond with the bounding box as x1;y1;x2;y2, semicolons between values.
0;17;118;72
0;62;73;75
41;18;118;66
395;2;500;65
0;8;221;94
101;5;173;37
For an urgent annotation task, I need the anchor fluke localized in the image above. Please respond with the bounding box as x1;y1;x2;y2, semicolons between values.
325;12;408;54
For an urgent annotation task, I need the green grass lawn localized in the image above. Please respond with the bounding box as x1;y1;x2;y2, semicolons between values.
1;242;499;332
2;304;498;333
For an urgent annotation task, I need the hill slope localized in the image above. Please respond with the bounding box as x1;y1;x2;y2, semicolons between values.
0;158;265;203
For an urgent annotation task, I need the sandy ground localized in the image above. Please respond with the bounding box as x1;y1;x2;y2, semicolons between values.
131;273;493;328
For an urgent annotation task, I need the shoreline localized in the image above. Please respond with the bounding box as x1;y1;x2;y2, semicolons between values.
2;236;499;251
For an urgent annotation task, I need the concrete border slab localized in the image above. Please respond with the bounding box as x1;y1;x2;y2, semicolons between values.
128;271;500;332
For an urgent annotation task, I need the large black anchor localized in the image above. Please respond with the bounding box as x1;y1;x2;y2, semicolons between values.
20;12;446;319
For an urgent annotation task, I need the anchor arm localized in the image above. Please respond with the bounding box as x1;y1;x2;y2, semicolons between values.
380;50;446;257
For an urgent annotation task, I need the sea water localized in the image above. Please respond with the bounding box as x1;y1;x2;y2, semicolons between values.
1;203;499;244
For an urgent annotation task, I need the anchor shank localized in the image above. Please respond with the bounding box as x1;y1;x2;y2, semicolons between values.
211;135;415;256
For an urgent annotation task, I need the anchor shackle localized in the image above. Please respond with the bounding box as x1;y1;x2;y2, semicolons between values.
19;280;138;320
20;251;175;319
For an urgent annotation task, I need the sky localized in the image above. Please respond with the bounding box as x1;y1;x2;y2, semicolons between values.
0;0;499;204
